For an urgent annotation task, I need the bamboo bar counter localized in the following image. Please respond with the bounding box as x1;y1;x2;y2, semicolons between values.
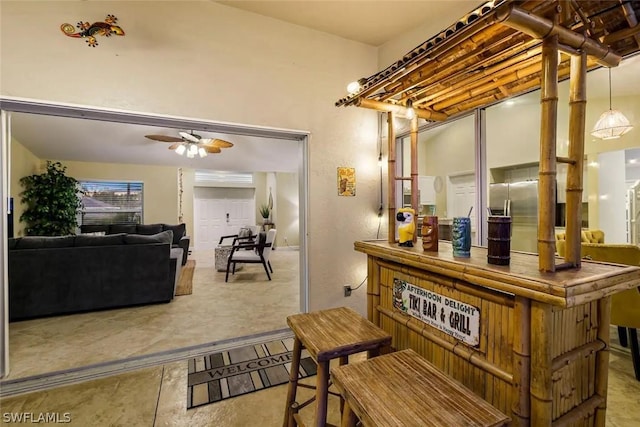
336;1;640;425
355;240;640;426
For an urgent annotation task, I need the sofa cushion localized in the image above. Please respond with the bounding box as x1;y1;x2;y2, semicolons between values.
74;233;126;247
8;238;19;250
162;223;186;245
15;236;76;249
125;230;173;245
109;224;137;234
137;224;163;235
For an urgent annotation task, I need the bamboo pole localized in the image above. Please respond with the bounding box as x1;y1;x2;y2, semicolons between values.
367;256;381;325
537;34;559;273
531;301;553;426
512;297;531;427
410;115;419;243
564;52;587;267
495;4;621;67
356;98;447;121
388;112;396;244
594;297;611;426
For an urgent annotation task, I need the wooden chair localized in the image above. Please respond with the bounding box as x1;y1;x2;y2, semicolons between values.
225;228;276;282
283;307;391;427
331;349;510;427
218;225;260;246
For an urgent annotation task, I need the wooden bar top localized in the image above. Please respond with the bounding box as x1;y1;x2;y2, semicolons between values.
355;240;640;307
287;307;391;362
331;349;510;427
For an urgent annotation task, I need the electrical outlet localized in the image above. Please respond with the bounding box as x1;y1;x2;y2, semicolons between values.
343;285;352;297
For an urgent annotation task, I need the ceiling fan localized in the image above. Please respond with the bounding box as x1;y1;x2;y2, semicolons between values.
145;131;234;158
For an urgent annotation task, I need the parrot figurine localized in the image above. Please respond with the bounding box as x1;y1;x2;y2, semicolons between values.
396;207;416;247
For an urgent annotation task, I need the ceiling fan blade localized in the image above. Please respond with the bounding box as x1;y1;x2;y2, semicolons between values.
208;138;234;148
203;145;221;154
168;142;181;150
179;131;201;143
145;134;183;143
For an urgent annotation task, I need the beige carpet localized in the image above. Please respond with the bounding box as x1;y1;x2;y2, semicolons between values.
175;260;195;296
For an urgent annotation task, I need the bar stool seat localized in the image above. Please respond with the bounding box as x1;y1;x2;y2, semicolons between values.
283;307;392;427
331;349;510;427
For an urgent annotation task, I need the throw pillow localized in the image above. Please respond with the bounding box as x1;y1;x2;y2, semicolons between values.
74;233;126;247
162;223;186;245
137;224;163;235
238;227;253;238
124;230;173;245
16;236;76;249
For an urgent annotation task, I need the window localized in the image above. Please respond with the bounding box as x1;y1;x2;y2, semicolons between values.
79;180;143;225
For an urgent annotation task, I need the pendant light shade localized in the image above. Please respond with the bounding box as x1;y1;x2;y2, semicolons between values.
591;68;633;140
591;109;633;140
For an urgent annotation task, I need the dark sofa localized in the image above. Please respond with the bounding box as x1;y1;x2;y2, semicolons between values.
8;231;180;321
80;223;190;265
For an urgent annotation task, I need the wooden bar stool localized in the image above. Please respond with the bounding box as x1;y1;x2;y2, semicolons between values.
283;307;392;427
331;349;510;427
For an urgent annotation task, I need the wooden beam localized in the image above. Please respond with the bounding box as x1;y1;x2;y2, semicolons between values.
496;4;621;67
387;112;396;244
356;98;447;121
564;52;587;268
537;34;559;273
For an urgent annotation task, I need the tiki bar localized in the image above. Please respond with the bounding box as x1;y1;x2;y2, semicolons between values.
335;1;640;426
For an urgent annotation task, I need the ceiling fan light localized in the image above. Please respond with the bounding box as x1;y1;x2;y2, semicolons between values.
186;150;195;159
175;144;186;155
188;144;198;155
198;147;207;158
591;109;633;140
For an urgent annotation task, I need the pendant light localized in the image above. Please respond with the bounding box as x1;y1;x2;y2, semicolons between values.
591;67;633;140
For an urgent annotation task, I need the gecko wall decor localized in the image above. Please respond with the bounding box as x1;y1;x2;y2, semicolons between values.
60;14;125;47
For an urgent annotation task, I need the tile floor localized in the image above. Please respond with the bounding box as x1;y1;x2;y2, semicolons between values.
2;249;640;426
5;248;301;380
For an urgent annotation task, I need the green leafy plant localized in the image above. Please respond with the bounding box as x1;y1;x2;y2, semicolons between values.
19;161;82;236
259;204;271;219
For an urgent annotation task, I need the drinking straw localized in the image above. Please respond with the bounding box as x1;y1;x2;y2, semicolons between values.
467;206;473;217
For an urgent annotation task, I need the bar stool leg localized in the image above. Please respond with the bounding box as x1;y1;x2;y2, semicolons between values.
341;401;357;427
315;360;330;427
283;338;303;427
338;356;348;414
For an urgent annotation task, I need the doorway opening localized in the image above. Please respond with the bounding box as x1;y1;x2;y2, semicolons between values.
0;97;310;381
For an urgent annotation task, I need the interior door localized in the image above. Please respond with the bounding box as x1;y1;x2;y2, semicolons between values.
193;187;256;250
447;173;478;244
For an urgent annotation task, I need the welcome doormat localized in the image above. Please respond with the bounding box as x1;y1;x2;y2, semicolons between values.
187;338;316;409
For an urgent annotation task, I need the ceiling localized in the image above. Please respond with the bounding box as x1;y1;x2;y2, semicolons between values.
9;112;301;173
216;1;473;47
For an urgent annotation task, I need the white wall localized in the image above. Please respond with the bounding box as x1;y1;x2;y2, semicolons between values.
1;1;380;313
598;151;627;243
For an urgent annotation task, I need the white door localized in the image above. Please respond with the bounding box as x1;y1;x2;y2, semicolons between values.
447;173;478;244
194;187;255;250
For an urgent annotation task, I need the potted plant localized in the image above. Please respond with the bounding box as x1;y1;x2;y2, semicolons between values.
259;204;271;223
19;161;82;236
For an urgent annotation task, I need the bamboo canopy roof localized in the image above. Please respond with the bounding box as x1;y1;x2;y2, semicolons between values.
335;0;640;120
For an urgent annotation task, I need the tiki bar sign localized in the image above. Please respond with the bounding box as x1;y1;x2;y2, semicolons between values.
393;279;480;346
